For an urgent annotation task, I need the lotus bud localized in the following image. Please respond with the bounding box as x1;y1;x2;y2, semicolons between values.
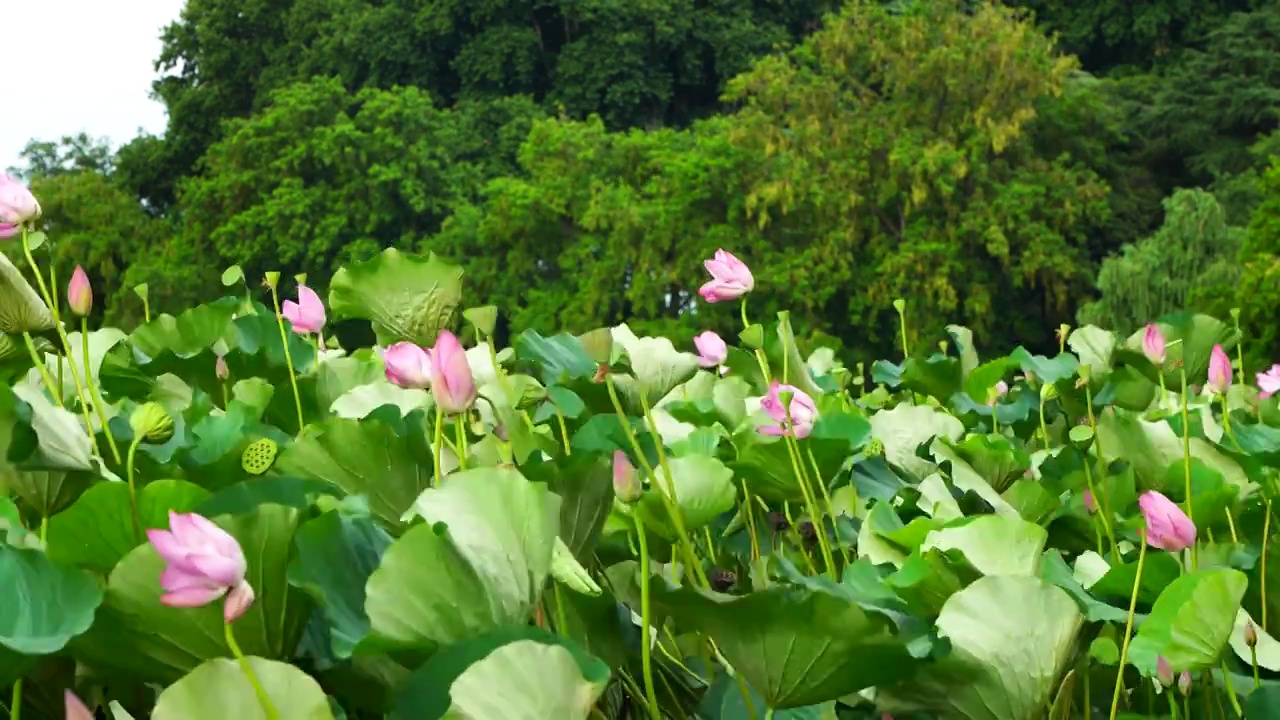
1156;656;1173;687
699;249;755;303
0;174;40;239
1245;620;1259;648
1208;344;1232;394
613;451;642;504
1142;324;1166;366
1139;490;1196;553
65;690;93;720
130;402;174;443
215;355;229;382
1178;670;1192;696
67;266;92;317
1083;489;1097;514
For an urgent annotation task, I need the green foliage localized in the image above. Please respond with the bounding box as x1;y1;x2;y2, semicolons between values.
1079;189;1243;333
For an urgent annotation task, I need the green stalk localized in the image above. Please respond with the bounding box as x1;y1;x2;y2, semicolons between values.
740;478;762;565
21;333;61;406
125;436;144;543
224;621;279;720
607;377;706;587
780;429;833;577
1108;529;1147;720
1221;661;1243;716
1180;368;1198;570
10;679;20;720
554;407;572;456
432;406;445;486
634;513;662;720
267;284;306;433
1251;644;1262;689
1264;498;1273;632
1081;456;1118;560
454;417;469;471
740;298;772;384
83;318;122;464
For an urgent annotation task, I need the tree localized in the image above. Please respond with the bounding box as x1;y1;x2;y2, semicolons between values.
168;78;542;302
437;0;1112;357
1077;189;1243;332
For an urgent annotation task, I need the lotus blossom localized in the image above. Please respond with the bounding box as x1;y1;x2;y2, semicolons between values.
216;355;229;381
698;249;754;303
694;331;728;368
613;451;642;503
67;266;92;317
1142;324;1166;366
1083;489;1097;514
1258;364;1280;399
1208;344;1231;394
1156;656;1173;687
0;174;39;239
281;285;326;335
147;511;256;622
987;380;1008;405
1139;490;1196;553
383;341;433;389
759;382;818;439
65;691;93;720
429;330;476;414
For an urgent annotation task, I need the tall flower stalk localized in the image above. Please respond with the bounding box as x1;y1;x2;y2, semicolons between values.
266;275;308;432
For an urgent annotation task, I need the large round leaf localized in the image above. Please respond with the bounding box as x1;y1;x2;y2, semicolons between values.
609;324;700;411
0;544;102;655
393;627;609;720
273;414;434;527
1;468;95;518
328;248;463;347
1128;568;1247;675
71;504;310;683
646;580;921;708
10;383;93;472
869;404;963;479
288;509;392;659
879;575;1084;720
47;479;210;574
639;455;736;541
152;657;333;719
0;252;52;334
366;468;560;653
920;515;1048;577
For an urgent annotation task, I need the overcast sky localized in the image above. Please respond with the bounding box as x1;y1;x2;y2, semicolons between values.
2;0;184;171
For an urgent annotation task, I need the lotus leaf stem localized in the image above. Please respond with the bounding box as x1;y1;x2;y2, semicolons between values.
125;436;144;543
633;512;662;720
224;621;279;720
1179;368;1198;571
267;283;306;433
83;317;122;464
1108;528;1147;720
21;332;61;408
432;405;445;485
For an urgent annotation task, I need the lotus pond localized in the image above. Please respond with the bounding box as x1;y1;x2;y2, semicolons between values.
2;228;1280;719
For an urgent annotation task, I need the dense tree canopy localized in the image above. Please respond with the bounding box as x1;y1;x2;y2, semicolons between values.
17;0;1280;364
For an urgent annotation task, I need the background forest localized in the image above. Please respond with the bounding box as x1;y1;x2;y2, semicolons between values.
15;0;1280;367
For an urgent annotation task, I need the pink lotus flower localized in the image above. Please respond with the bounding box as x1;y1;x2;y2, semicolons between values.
281;285;326;335
1142;324;1166;366
1259;364;1280;399
986;380;1008;406
698;249;754;303
1208;344;1232;394
1156;656;1173;687
65;691;93;720
759;382;818;439
147;511;256;622
67;266;92;317
694;331;728;368
1139;490;1196;553
429;330;475;414
216;355;229;381
613;451;642;503
383;341;433;389
0;174;39;239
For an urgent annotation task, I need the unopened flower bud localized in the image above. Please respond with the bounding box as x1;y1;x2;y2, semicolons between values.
1245;620;1259;648
1156;656;1173;688
613;451;642;504
1178;670;1192;696
67;266;92;317
215;355;229;382
130;402;174;443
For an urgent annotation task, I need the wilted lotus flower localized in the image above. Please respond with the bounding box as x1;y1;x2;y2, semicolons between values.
694;330;728;368
147;511;255;622
1258;365;1280;399
1156;656;1173;687
281;284;326;334
383;341;432;389
759;382;818;439
698;249;754;303
1139;490;1196;553
613;451;642;503
0;174;40;238
1208;344;1232;395
67;266;92;317
429;330;476;414
65;691;93;720
1142;324;1166;366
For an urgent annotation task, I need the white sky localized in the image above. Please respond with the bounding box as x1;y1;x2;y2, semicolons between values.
2;0;184;171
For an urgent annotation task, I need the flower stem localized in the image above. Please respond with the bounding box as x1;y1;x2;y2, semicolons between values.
605;377;707;587
432;406;445;486
741;478;761;564
1081;452;1118;560
554;407;572;456
633;512;662;720
1108;529;1147;720
1221;660;1243;716
82;318;122;464
21;333;61;407
267;284;305;433
1251;644;1262;689
10;678;20;720
780;427;833;577
1180;368;1198;571
125;436;144;543
454;417;469;471
224;621;279;720
1264;498;1273;632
